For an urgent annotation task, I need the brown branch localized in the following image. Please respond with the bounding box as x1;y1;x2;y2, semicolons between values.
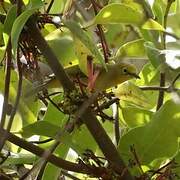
140;86;180;92
26;17;133;179
26;18;75;92
0;40;12;128
0;127;105;177
156;73;166;110
90;0;110;63
80;108;133;179
114;102;120;146
0;49;23;151
0;40;12;151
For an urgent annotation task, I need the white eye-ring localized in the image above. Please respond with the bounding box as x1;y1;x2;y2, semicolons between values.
122;67;128;74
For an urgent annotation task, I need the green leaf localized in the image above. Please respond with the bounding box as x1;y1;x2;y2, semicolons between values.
11;0;43;55
115;39;146;58
93;3;145;25
26;0;44;10
135;63;159;108
142;18;165;31
3;153;36;165
70;125;98;154
122;107;153;128
49;0;66;14
45;29;78;67
11;9;36;54
114;82;151;109
119;100;180;165
136;63;159;86
144;41;161;68
63;20;107;71
121;0;144;14
42;144;69;180
21;121;60;138
0;67;38;125
152;1;164;25
43;95;68;127
3;5;17;35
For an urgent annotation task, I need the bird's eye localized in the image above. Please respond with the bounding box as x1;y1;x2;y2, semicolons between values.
122;67;128;74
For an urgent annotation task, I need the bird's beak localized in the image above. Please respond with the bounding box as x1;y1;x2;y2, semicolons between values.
128;72;140;79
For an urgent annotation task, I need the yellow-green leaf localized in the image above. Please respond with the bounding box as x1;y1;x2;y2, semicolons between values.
63;20;107;71
142;18;165;31
93;3;145;25
115;39;146;58
114;82;151;108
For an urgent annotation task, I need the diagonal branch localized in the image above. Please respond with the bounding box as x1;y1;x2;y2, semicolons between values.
0;127;104;177
26;18;133;179
26;18;75;92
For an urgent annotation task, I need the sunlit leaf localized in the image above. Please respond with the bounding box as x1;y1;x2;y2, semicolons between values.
142;18;165;31
115;39;146;58
43;95;68;127
63;20;107;71
122;107;153;128
93;3;145;25
73;36;95;75
3;153;36;165
114;82;151;108
45;29;78;67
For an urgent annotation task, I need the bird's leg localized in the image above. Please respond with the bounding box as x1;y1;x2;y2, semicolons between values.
87;58;100;91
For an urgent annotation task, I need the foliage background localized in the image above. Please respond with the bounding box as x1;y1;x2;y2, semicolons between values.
0;0;180;179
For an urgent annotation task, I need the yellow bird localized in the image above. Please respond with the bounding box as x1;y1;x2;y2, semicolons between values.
24;61;139;96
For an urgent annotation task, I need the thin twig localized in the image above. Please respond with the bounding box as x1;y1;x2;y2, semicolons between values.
0;0;23;152
114;102;120;146
130;145;144;175
0;40;12;128
0;127;105;177
90;0;110;63
140;86;179;92
156;73;165;111
165;31;180;40
61;170;81;180
0;40;12;152
171;73;180;87
46;0;54;13
29;138;53;144
0;49;23;152
97;97;119;111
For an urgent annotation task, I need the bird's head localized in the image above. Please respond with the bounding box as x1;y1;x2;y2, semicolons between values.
95;62;140;91
117;63;140;80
